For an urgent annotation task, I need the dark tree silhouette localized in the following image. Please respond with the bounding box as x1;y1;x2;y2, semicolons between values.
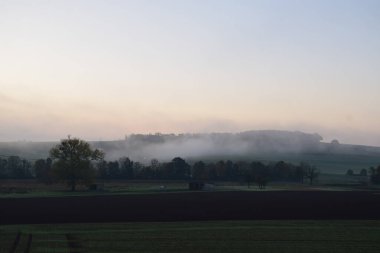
273;161;292;180
215;160;226;180
251;161;268;189
192;161;206;180
225;160;236;180
133;162;144;178
34;158;53;184
206;162;217;181
107;161;120;179
370;166;380;184
97;160;108;179
50;136;104;191
0;158;8;179
295;164;305;183
7;156;32;179
303;163;319;185
168;157;191;180
244;169;254;188
120;157;134;179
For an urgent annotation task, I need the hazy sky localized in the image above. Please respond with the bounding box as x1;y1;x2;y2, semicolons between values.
1;0;380;145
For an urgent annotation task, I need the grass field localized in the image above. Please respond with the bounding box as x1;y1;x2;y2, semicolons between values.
1;221;380;252
0;176;375;199
0;180;191;198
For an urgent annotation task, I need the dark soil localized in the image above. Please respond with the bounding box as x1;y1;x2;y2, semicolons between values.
1;191;380;225
9;231;21;253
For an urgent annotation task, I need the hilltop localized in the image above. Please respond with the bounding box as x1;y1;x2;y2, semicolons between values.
1;130;380;173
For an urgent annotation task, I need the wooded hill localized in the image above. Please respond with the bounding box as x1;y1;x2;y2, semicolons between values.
1;130;380;173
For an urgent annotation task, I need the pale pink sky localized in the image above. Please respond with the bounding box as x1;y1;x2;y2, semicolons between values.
1;0;380;145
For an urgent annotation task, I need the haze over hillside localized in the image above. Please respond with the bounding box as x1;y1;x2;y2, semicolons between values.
102;130;324;161
1;130;380;174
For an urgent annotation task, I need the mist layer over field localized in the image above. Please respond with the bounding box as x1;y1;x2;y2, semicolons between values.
1;130;380;173
99;131;323;161
98;131;380;173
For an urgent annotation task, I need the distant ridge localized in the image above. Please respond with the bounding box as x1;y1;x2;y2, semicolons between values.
1;130;380;173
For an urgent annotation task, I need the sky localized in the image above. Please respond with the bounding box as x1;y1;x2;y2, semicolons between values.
0;0;380;145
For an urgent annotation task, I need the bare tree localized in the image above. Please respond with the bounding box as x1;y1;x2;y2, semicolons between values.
304;164;319;185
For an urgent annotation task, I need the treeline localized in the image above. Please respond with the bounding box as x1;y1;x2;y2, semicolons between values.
2;155;380;186
369;166;380;184
8;156;319;186
95;158;321;185
0;155;317;184
0;156;33;179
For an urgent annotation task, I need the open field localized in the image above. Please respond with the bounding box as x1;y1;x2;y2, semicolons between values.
2;179;380;252
0;180;191;198
0;175;375;199
1;220;380;253
2;191;380;225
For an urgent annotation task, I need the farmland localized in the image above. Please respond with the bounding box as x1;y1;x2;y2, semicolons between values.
1;178;380;252
2;220;380;253
0;172;374;199
2;190;380;225
1;177;380;252
2;0;380;251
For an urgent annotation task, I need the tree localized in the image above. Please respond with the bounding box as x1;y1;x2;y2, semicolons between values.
215;160;226;180
150;159;160;179
107;161;120;179
273;161;292;180
225;160;236;180
34;158;53;184
303;163;319;185
295;164;305;183
243;167;254;188
346;169;354;176
120;157;134;179
7;156;22;178
206;162;217;180
133;162;144;178
370;166;380;184
50;137;104;191
97;160;108;179
7;156;32;179
192;161;206;180
251;161;269;189
360;168;367;177
166;157;190;180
